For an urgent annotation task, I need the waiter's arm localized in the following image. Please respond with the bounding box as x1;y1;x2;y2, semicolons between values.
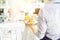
34;9;48;40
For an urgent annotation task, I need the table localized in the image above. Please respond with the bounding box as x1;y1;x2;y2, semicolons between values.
0;21;25;40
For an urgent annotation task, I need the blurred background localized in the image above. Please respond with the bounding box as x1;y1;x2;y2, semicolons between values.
0;0;48;40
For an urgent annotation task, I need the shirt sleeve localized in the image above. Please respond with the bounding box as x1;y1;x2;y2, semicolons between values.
35;9;48;39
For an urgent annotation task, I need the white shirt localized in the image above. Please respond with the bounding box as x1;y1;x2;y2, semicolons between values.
52;0;60;2
36;2;60;40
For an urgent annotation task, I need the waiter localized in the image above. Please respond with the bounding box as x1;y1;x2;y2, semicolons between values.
34;0;60;40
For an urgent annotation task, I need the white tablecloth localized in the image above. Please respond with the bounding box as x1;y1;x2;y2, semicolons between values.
0;22;25;40
0;22;39;40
